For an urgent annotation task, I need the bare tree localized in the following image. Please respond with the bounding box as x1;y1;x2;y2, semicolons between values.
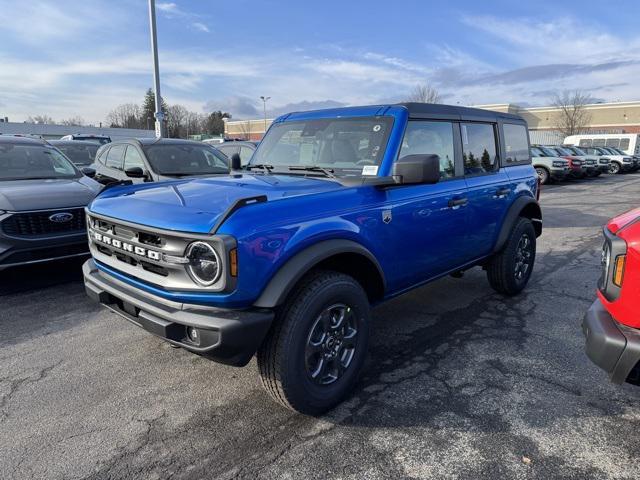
26;114;55;124
166;104;189;138
552;90;593;137
106;103;142;129
406;84;442;103
59;116;85;126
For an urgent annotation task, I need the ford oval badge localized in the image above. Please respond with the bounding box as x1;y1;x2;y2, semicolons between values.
49;212;74;223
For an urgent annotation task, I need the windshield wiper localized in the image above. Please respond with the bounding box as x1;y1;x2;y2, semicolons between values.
246;164;274;173
288;165;336;178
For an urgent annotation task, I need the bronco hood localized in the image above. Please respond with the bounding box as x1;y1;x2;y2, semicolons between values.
0;177;101;211
89;174;344;234
608;207;640;234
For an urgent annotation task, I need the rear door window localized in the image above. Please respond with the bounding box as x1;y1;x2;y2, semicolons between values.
461;123;498;175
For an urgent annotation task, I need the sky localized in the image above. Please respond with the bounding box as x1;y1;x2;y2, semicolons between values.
1;0;640;124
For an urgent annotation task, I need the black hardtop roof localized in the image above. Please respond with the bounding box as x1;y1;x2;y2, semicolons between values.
0;135;47;145
398;102;525;123
110;137;209;147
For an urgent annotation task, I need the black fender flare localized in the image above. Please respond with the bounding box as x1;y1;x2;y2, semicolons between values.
493;196;542;253
253;239;386;308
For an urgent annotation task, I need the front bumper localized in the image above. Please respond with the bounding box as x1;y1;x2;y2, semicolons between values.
83;259;274;366
0;231;89;270
582;299;640;384
550;168;570;180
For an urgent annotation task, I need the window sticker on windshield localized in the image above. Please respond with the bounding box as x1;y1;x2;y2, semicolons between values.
373;124;381;132
362;165;378;176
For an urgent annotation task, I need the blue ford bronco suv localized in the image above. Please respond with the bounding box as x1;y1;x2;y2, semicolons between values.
83;103;542;414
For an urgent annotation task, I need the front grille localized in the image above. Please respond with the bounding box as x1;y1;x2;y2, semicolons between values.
2;208;86;237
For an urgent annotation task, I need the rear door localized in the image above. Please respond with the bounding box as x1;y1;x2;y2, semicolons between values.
462;122;513;257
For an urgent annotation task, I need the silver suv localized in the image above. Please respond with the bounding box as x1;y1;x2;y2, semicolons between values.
0;136;101;270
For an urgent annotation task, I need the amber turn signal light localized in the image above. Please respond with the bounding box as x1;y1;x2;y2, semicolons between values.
613;255;626;287
229;248;238;277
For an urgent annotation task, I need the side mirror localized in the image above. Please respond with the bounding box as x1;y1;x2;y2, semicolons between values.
392;154;440;185
125;166;146;178
231;153;242;171
81;167;96;178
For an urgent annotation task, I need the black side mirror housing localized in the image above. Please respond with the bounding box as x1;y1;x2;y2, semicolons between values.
392;154;440;185
125;166;146;178
81;167;96;178
231;153;242;171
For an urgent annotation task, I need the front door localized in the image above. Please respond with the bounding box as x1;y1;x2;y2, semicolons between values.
384;120;470;290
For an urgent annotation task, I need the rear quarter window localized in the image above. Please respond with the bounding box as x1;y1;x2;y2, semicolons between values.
503;123;530;165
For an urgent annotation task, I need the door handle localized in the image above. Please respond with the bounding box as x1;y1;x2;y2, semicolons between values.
494;188;511;198
448;197;468;208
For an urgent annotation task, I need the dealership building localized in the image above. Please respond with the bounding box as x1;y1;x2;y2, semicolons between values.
0;119;154;140
224;100;640;143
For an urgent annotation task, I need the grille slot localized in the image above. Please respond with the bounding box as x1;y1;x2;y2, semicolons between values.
2;208;86;237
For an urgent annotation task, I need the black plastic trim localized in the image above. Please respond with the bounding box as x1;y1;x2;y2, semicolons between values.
210;195;268;234
492;196;542;253
253;239;386;308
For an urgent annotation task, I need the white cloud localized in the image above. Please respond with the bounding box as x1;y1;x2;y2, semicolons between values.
156;2;178;13
192;22;210;33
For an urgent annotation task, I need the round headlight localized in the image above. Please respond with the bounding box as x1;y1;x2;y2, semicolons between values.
186;241;221;286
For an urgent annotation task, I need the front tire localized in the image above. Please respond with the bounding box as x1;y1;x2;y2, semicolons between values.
610;162;621;174
535;167;550;185
257;271;370;415
487;217;536;296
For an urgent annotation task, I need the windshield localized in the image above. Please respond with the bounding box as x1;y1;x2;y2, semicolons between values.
143;144;229;176
250;117;394;177
553;147;572;156
54;144;99;166
0;144;79;180
568;146;586;155
538;146;559;157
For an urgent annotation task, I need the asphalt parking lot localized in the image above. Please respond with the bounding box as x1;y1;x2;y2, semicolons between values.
2;174;640;480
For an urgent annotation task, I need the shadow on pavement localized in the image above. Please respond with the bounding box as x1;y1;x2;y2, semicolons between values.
0;256;87;295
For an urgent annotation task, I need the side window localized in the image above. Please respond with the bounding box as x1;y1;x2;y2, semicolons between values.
605;138;620;148
124;146;145;170
239;146;254;165
461;123;498;175
217;145;238;159
593;138;606;147
503;124;530;164
96;146;110;165
399;121;456;179
106;144;125;170
578;139;592;147
619;138;630;150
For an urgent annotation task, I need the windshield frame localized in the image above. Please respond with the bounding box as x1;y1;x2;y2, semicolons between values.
0;144;81;181
248;116;395;178
142;143;230;176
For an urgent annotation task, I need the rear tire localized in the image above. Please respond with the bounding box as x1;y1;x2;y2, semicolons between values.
257;271;370;415
487;217;536;296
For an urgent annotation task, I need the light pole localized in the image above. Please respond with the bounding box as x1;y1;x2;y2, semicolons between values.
148;0;165;138
260;96;271;135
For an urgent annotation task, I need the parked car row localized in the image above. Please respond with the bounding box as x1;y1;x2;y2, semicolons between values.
531;143;639;185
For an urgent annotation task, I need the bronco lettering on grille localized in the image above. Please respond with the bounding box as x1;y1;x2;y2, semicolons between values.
92;231;161;261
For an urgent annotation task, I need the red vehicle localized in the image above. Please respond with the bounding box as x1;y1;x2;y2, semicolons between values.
583;207;640;385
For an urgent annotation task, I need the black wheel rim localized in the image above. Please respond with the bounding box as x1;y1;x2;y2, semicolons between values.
610;163;619;174
514;233;533;282
305;303;358;385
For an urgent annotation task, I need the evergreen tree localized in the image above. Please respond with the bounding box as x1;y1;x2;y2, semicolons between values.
141;88;167;129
